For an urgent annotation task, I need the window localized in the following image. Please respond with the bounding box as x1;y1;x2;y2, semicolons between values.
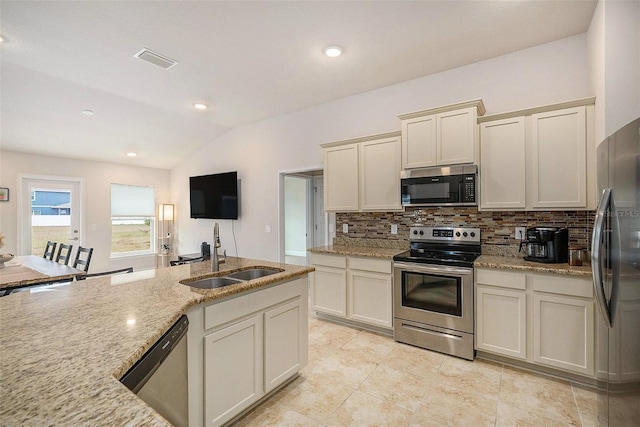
111;184;155;256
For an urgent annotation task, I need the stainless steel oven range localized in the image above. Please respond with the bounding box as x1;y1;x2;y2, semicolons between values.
393;226;480;360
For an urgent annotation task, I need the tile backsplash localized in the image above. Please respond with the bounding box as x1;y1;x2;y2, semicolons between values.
334;208;594;257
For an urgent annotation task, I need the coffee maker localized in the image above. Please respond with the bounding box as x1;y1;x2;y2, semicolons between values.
521;227;569;263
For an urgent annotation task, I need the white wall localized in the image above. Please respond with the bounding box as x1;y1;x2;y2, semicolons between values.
588;0;606;144
171;34;593;262
0;150;170;272
588;0;640;143
604;0;640;136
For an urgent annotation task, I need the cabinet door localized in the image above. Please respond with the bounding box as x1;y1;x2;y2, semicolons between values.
476;286;527;359
533;293;594;376
401;114;437;169
264;299;305;393
360;136;402;211
204;315;263;426
347;270;393;328
311;266;347;317
437;107;477;165
530;106;587;208
324;144;359;211
479;117;526;210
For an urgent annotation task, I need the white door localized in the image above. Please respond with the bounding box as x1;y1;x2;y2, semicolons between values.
20;176;82;256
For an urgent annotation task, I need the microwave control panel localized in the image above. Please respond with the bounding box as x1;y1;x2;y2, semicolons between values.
462;175;475;202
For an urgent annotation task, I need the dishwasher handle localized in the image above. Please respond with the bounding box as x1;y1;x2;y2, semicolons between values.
120;315;189;393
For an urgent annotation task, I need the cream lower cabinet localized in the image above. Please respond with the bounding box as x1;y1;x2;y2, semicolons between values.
476;269;527;360
476;268;595;378
311;253;393;329
187;277;308;427
204;315;263;426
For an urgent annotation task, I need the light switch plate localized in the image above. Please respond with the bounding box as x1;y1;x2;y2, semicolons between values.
391;224;398;234
342;224;348;233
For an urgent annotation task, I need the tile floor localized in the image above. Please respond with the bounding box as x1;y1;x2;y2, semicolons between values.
233;316;601;426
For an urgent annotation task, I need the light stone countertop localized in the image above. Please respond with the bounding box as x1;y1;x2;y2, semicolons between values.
475;255;593;277
0;257;313;425
308;245;406;259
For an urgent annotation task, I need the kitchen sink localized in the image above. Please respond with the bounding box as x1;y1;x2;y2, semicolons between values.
183;276;243;289
180;267;284;290
225;268;282;281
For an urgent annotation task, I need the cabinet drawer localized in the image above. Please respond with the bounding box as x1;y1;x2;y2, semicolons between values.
531;273;593;298
476;268;526;290
309;253;347;269
348;257;392;274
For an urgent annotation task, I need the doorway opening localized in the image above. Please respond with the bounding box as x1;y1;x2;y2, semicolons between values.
278;169;330;265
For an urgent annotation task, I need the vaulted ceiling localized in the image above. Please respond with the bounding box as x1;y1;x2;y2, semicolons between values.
0;1;597;169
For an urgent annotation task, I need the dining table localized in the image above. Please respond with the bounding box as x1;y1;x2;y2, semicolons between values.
0;255;86;292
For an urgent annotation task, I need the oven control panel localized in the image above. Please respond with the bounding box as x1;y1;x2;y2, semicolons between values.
410;226;481;243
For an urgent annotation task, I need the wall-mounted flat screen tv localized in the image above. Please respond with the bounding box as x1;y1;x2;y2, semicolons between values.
189;171;239;219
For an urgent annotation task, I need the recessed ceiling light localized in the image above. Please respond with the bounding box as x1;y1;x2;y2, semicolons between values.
81;110;95;116
194;103;208;110
324;46;343;57
126;152;137;158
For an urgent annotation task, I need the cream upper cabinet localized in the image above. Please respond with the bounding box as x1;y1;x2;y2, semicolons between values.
360;135;402;211
529;106;587;209
437;107;479;165
479;117;527;210
323;132;401;212
401;114;437;168
324;143;359;211
478;98;596;211
399;100;485;169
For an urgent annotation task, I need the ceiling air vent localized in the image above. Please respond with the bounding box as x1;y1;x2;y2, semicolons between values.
134;48;178;70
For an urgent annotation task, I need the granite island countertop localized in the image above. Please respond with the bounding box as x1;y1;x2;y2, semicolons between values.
308;245;406;259
0;257;313;425
475;255;593;277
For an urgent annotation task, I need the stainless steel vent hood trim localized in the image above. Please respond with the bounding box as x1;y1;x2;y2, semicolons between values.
400;164;477;179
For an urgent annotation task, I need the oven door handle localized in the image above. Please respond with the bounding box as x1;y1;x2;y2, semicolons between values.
393;262;473;276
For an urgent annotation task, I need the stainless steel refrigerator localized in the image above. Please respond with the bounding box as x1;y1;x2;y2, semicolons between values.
592;117;640;426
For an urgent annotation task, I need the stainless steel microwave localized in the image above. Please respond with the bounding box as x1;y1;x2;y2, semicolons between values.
401;165;477;207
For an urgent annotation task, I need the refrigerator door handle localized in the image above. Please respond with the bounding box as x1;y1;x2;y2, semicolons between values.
592;188;613;327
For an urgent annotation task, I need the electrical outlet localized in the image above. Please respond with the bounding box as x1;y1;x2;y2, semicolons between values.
342;224;349;233
515;226;526;240
265;225;271;233
391;224;398;234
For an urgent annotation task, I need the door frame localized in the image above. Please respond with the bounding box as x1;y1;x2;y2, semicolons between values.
17;174;85;255
277;166;328;264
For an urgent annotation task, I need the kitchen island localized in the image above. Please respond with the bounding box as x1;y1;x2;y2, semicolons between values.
0;257;313;425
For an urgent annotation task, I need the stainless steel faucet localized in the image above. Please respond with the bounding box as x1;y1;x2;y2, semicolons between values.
212;223;220;271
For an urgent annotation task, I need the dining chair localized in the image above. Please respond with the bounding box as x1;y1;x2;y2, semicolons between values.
78;267;133;280
43;241;57;260
54;243;74;265
73;246;93;273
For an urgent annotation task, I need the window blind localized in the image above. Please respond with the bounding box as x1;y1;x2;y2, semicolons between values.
111;184;155;216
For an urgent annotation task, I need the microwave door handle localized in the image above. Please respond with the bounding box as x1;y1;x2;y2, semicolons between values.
592;188;613;327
